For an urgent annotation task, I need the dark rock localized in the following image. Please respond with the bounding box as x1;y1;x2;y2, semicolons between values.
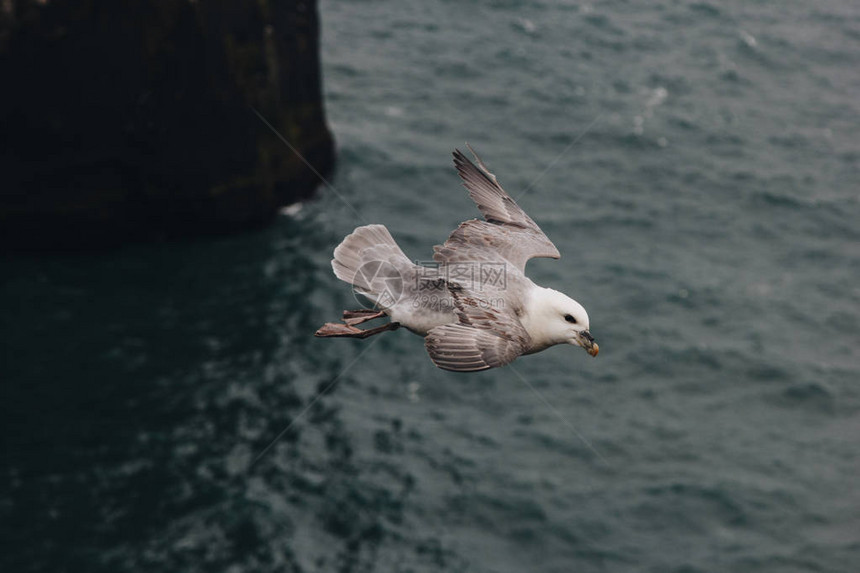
0;0;335;250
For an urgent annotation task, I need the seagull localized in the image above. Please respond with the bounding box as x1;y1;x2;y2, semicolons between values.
315;145;598;371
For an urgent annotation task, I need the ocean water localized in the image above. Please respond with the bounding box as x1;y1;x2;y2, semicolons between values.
3;0;860;571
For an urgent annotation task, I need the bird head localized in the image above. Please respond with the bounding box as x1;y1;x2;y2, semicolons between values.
526;288;598;356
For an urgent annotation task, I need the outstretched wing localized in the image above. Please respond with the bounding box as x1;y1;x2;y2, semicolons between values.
435;146;560;273
452;145;546;229
435;146;560;272
424;283;530;372
433;219;552;275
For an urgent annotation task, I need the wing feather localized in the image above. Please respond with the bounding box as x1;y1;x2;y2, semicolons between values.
425;324;527;372
423;282;531;372
438;147;560;272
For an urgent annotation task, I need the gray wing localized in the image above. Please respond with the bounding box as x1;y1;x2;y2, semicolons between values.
434;219;548;273
436;145;560;272
424;283;530;372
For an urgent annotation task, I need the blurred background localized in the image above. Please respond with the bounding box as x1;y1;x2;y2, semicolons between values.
2;0;859;571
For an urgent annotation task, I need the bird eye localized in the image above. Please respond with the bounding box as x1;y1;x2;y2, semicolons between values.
564;314;577;324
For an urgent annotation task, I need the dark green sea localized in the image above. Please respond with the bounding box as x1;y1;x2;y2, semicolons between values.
3;0;860;571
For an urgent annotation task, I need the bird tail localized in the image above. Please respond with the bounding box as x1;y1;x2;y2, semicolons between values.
331;224;414;306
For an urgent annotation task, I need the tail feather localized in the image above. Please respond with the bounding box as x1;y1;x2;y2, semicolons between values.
331;224;413;302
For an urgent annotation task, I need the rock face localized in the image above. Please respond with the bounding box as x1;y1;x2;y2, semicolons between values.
0;0;335;249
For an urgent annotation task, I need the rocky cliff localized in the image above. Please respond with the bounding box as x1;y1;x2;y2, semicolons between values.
0;0;335;249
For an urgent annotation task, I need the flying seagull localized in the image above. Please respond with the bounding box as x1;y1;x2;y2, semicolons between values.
315;145;598;371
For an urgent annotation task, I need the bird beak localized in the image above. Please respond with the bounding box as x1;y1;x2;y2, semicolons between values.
580;330;599;357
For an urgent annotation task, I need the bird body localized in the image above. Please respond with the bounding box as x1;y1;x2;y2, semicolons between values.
316;146;598;371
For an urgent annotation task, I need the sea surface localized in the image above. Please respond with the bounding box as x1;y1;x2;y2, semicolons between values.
3;0;860;571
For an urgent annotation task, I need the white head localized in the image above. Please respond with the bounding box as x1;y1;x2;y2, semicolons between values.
521;287;599;356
